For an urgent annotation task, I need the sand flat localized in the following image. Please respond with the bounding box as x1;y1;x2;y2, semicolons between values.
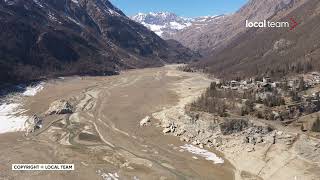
0;65;235;180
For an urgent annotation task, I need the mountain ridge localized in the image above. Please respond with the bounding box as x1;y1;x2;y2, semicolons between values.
131;12;220;39
171;0;297;55
0;0;198;84
131;12;193;37
189;0;320;79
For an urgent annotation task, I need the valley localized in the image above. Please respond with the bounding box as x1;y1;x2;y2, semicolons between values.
1;65;320;180
1;0;320;179
0;65;234;180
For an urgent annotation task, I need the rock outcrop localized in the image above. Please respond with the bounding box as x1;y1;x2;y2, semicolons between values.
140;116;151;126
24;115;43;135
46;100;73;115
154;107;278;149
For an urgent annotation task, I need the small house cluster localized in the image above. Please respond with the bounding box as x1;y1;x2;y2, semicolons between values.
304;72;320;87
218;72;320;93
218;76;278;92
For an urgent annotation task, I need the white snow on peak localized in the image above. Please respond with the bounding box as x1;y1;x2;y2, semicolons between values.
170;21;190;30
194;15;220;22
141;22;163;36
131;12;224;37
131;12;193;37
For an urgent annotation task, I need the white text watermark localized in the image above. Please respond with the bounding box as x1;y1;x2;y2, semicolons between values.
12;164;74;171
246;20;290;28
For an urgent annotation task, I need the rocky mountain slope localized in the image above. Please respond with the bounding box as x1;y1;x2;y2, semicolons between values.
131;12;220;40
0;0;198;84
191;0;320;79
172;0;296;55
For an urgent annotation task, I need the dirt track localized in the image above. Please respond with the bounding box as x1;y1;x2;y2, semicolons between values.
0;65;234;180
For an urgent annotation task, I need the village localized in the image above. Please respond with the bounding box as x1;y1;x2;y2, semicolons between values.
219;72;320;92
190;72;320;133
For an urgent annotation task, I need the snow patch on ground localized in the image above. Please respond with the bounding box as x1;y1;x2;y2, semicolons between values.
0;103;29;133
180;144;224;164
33;0;44;8
71;0;79;5
67;16;83;27
22;82;45;96
0;83;45;134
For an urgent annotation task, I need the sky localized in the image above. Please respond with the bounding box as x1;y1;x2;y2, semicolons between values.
110;0;248;18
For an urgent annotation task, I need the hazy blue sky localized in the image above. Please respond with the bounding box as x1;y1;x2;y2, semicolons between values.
110;0;248;17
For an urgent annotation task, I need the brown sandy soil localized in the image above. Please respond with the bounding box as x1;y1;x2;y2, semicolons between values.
0;65;234;180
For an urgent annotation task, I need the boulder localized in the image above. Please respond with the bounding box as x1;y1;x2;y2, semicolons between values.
140;116;151;126
24;115;43;135
163;122;177;133
46;99;73;115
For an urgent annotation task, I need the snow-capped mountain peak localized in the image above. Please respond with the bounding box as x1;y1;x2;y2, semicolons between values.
131;12;222;38
131;12;193;37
